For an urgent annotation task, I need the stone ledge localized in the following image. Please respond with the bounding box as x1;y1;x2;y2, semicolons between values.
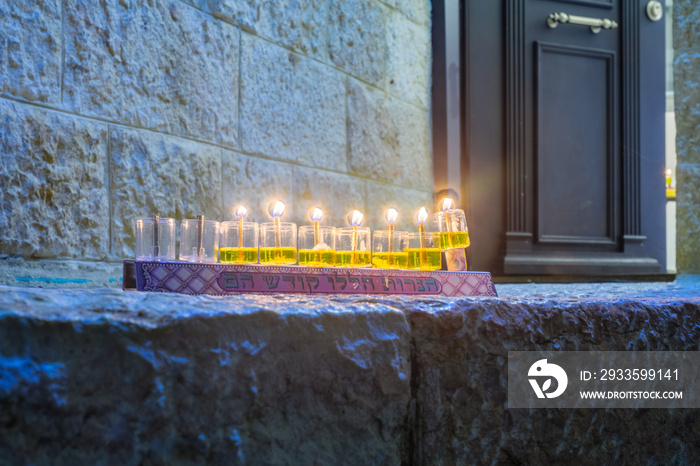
0;287;411;465
1;284;699;464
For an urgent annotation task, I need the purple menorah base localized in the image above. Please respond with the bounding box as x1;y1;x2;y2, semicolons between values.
123;261;497;297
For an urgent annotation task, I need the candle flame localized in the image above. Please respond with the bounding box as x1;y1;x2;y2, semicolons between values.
235;205;247;218
310;207;323;223
270;200;286;218
441;197;454;212
666;168;673;177
386;208;398;226
416;207;428;225
349;210;364;227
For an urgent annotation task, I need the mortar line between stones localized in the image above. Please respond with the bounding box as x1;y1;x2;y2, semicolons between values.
60;0;65;105
0;95;432;193
107;125;113;259
373;0;428;29
345;76;351;174
237;26;243;153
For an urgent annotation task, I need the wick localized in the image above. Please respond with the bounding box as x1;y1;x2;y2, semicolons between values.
152;214;160;258
419;224;427;267
313;221;320;247
238;216;244;261
196;214;204;258
274;216;281;250
351;225;358;265
388;223;394;254
443;208;454;249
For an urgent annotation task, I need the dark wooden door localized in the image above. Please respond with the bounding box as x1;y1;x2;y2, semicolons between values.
448;0;666;275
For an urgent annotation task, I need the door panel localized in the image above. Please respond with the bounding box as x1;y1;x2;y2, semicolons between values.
536;43;615;244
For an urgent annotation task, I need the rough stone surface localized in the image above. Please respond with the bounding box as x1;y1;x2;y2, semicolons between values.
676;163;700;272
364;181;433;231
379;0;430;28
110;128;223;260
63;0;240;147
240;33;347;171
328;0;386;86
401;296;700;465
496;275;700;300
673;0;700;51
673;50;700;165
2;279;700;463
386;12;430;109
292;167;367;228
0;0;61;103
349;80;431;189
0;257;123;289
0;287;411;465
0;101;109;260
208;0;329;61
222;152;294;224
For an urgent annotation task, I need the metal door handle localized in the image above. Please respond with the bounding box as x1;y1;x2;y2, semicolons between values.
547;12;618;34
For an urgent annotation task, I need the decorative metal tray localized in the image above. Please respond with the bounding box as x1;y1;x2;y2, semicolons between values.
123;261;497;297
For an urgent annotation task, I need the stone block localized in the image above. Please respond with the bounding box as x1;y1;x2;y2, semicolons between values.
349;80;431;189
364;181;433;231
674;50;700;164
110;128;223;259
208;0;329;60
0;0;61;103
403;298;700;465
63;0;239;148
292;168;367;228
0;288;411;465
240;33;347;171
222;152;294;224
676;163;700;273
379;0;430;28
673;0;700;51
0;101;109;260
328;0;386;86
386;11;430;109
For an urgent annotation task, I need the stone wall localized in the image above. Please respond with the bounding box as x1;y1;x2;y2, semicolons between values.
674;0;700;272
0;0;433;271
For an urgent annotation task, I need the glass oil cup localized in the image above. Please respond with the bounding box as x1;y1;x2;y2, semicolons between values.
298;225;335;267
404;232;442;271
259;222;298;265
180;218;220;263
372;230;408;269
220;221;259;264
430;209;470;249
335;227;371;267
135;217;176;261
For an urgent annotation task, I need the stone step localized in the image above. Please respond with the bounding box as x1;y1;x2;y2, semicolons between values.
1;284;699;464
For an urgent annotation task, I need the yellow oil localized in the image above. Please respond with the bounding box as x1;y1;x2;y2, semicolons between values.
335;251;371;268
259;247;297;265
298;249;336;267
220;247;259;264
371;252;408;269
405;248;442;270
439;231;470;249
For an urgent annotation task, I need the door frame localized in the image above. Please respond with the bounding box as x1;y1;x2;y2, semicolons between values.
431;0;667;276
